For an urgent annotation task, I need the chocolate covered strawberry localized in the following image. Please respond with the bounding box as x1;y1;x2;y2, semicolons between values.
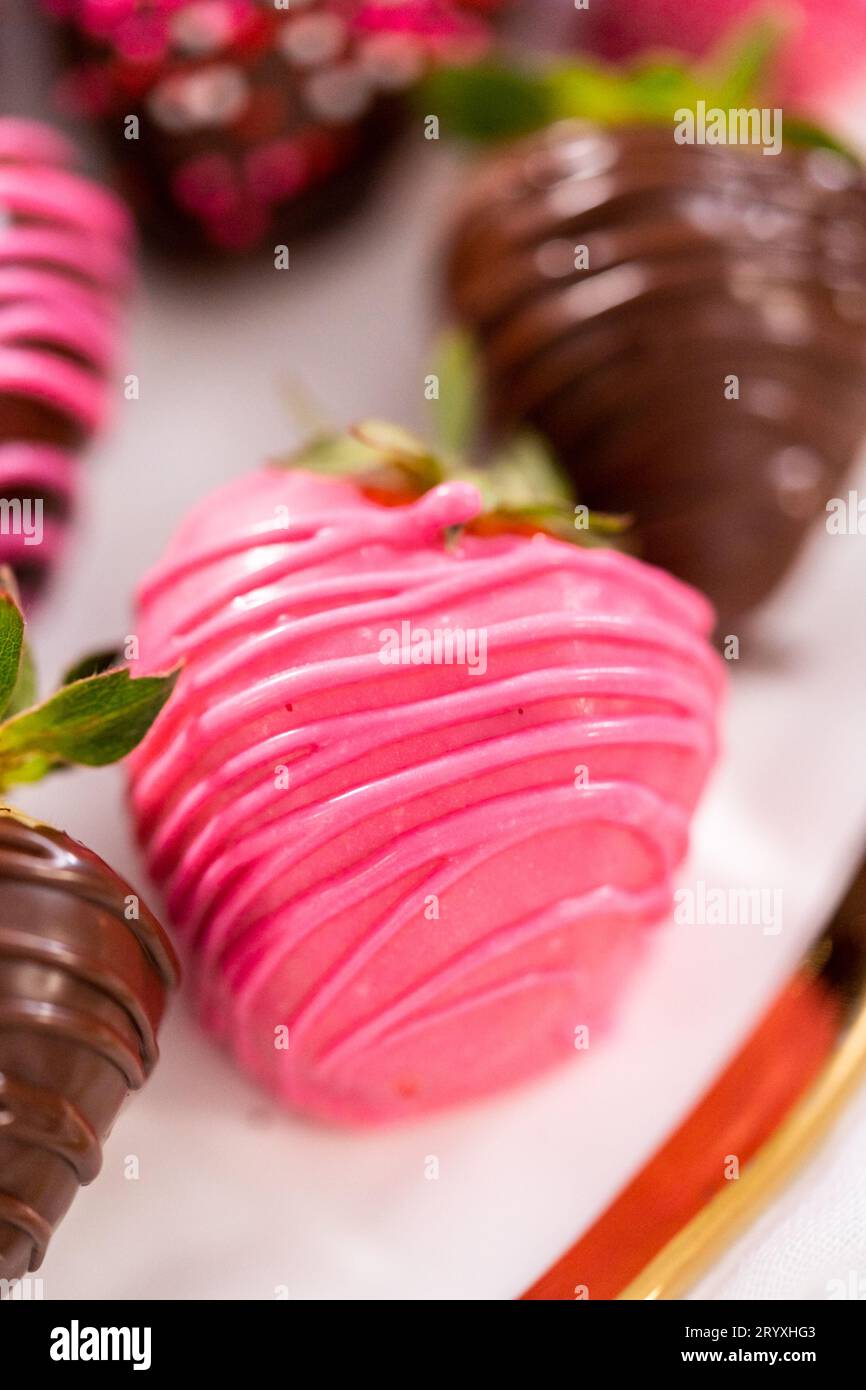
127;422;722;1124
44;0;501;253
434;34;866;630
0;117;133;599
0;582;178;1283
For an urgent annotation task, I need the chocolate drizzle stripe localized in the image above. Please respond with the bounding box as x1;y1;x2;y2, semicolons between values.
0;929;160;1074
0;1192;51;1268
0;812;176;1279
0;822;179;991
0;1072;100;1184
0;999;147;1089
446;121;866;626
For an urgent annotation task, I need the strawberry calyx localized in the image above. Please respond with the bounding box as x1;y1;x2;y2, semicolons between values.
421;12;856;157
277;331;629;547
0;569;178;794
281;415;630;549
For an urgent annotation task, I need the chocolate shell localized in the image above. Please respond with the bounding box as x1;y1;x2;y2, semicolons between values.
0;810;178;1285
445;122;866;631
45;1;499;257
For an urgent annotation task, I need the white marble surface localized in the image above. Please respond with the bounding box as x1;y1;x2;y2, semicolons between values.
11;116;866;1299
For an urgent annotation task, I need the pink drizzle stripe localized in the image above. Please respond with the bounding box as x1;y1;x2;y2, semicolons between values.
0;165;132;244
0;225;132;295
314;884;673;1074
0;292;118;370
129;470;724;1123
0;444;76;574
0;518;66;561
0;348;109;433
0;443;77;501
0;118;133;593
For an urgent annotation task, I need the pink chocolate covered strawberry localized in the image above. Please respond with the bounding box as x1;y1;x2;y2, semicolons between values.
0;118;133;598
127;424;723;1124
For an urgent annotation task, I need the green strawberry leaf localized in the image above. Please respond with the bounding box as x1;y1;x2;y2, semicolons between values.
61;647;124;686
478;432;631;546
281;408;629;551
779;117;859;159
490;433;573;502
705;12;787;108
5;638;37;720
422;14;848;154
0;587;24;720
430;330;483;457
0;570;38;720
286;421;446;496
422;63;555;141
350;420;435;463
0;665;180;790
547;61;651;124
281;429;379;477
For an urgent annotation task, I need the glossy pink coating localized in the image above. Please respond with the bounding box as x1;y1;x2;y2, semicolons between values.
128;468;724;1124
0;443;75;570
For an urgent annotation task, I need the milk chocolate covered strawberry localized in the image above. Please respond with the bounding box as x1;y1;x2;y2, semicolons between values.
435;35;866;630
0;118;133;599
44;0;500;253
127;423;722;1124
0;584;178;1283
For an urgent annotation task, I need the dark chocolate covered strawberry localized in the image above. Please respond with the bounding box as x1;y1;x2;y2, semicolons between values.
0;583;178;1285
44;0;501;254
435;31;866;631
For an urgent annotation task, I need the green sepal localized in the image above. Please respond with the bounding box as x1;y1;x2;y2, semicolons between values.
704;13;788;109
430;330;484;457
0;571;39;721
420;14;853;158
6;640;38;720
421;63;555;142
61;647;124;686
284;415;628;551
0;587;25;719
284;421;444;495
0;664;181;792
